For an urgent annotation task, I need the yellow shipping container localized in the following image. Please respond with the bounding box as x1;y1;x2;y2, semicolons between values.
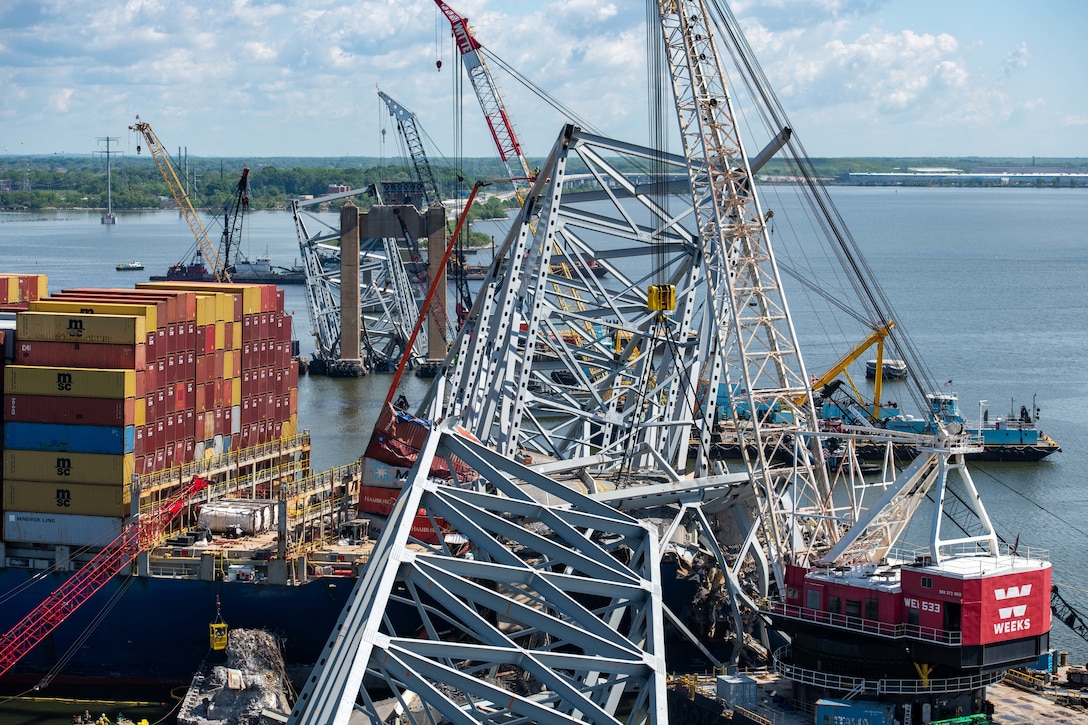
137;282;261;316
231;375;241;407
1;276;18;303
223;349;235;379
282;414;298;439
193;293;214;327
214;321;226;349
16;311;146;345
4;479;130;517
3;449;135;485
29;300;159;332
232;319;242;349
3;365;136;398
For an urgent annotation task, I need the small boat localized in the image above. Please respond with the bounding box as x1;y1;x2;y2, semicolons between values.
865;358;907;379
115;261;144;271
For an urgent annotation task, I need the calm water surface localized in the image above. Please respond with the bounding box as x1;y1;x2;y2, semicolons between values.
0;186;1086;719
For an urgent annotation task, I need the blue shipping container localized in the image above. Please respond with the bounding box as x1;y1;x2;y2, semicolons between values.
3;421;135;455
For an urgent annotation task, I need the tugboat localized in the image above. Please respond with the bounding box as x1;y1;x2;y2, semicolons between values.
115;261;144;271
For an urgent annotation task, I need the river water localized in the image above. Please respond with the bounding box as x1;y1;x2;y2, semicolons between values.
1;185;1087;717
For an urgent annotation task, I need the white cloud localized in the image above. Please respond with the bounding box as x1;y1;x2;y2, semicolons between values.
49;88;76;113
0;0;1081;157
1003;42;1030;77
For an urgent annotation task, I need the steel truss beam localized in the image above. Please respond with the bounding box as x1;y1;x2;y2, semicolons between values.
289;421;668;725
293;191;426;367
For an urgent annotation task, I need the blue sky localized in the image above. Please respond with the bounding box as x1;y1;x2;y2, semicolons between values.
1;0;1084;160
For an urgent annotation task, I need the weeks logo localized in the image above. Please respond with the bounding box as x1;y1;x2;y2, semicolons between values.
993;583;1032;635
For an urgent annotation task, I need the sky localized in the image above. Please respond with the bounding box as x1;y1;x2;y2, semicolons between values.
1;0;1085;161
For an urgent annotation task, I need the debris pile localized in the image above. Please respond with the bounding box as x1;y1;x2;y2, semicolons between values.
177;629;293;725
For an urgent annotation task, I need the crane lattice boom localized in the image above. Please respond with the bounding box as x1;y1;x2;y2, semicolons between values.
0;476;210;678
129;119;231;282
435;0;532;189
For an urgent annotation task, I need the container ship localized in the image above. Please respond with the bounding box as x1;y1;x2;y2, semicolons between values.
0;272;370;687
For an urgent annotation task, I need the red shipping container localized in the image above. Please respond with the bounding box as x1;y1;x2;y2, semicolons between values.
14;339;147;370
183;437;195;463
288;364;298;390
3;393;137;427
359;486;399;516
289;387;298;415
242;314;254;342
181;351;196;381
155;448;166;470
257;420;267;444
214;407;225;436
155;419;166;451
224;405;233;433
273;421;282;440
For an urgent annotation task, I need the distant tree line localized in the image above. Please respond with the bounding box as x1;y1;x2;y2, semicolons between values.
2;154;1085;212
0;154;519;212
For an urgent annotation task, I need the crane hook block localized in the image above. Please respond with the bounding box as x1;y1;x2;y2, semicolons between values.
436;60;442;70
647;284;676;313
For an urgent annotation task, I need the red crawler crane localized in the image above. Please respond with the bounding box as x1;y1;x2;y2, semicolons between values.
434;0;533;191
0;476;209;678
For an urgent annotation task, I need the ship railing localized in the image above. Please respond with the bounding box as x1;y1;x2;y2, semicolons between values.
769;601;962;645
132;433;313;494
890;542;1050;565
772;646;1007;695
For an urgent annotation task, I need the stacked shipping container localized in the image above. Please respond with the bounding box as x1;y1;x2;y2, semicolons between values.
0;273;47;313
0;279;299;548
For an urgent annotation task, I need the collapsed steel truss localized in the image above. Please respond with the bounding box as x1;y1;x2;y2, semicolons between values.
290;421;669;725
293;190;426;368
421;127;715;478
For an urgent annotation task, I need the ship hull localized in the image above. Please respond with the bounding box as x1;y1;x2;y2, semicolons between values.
147;274;305;284
0;568;355;686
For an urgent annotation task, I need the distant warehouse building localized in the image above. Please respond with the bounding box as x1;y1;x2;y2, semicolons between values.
840;164;1088;186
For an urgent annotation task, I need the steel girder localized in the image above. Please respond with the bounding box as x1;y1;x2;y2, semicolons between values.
293;191;426;367
421;125;717;479
288;420;668;725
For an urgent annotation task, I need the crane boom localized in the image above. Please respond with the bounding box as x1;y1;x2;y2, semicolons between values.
129;118;232;282
0;476;210;678
435;0;532;190
220;166;250;274
377;90;442;207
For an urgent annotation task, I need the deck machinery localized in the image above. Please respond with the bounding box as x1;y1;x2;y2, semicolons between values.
290;0;1051;723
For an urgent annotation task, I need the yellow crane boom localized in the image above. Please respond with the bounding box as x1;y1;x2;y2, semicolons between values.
802;321;896;417
129;118;231;283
